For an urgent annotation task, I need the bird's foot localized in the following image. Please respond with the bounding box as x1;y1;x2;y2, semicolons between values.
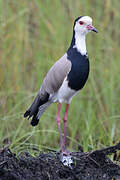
60;153;73;168
59;149;73;168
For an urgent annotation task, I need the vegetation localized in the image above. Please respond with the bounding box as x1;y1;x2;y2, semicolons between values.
0;0;120;154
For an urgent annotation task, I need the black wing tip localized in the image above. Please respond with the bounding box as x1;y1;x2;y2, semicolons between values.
24;110;30;118
31;117;39;126
24;110;39;126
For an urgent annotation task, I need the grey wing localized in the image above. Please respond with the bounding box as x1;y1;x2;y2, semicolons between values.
24;53;71;125
40;53;71;95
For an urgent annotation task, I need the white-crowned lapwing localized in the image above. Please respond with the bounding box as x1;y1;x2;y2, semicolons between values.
24;16;98;155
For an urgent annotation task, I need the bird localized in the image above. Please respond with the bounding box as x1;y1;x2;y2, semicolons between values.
24;16;98;155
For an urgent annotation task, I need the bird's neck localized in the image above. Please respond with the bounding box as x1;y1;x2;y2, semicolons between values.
69;30;87;55
75;32;87;55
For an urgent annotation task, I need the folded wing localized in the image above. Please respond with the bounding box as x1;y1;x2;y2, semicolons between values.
24;53;71;126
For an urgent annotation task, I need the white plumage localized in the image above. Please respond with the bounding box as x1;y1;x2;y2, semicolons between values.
50;77;77;103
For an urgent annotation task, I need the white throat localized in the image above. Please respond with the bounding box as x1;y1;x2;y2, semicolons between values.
74;32;87;55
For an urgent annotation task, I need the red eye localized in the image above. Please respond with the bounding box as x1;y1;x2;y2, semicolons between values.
79;21;84;25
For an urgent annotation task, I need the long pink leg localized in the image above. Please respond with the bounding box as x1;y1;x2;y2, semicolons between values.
56;103;65;151
63;104;69;150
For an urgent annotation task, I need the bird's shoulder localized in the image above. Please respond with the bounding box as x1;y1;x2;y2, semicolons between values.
50;53;71;72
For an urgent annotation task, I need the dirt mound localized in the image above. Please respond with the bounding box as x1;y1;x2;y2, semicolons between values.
0;143;120;180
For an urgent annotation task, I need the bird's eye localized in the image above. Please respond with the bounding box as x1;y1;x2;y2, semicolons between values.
79;21;84;25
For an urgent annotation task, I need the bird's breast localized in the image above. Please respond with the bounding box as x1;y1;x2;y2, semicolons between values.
67;49;90;91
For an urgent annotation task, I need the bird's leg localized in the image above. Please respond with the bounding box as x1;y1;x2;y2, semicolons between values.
57;103;73;166
63;104;69;152
56;103;65;152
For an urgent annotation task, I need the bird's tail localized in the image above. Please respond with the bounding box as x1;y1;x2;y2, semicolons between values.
31;101;52;125
24;93;50;126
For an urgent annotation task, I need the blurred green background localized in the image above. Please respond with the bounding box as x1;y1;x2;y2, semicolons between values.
0;0;120;154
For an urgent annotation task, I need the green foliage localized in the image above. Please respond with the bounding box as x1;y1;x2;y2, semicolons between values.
0;0;120;153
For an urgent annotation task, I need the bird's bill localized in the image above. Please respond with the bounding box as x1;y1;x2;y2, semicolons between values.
87;25;98;33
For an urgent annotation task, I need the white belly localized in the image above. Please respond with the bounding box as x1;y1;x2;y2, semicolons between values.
50;78;77;103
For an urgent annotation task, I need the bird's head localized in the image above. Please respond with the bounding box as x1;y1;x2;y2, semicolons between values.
74;16;98;35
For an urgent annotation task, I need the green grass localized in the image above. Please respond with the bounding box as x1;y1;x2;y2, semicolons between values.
0;0;120;154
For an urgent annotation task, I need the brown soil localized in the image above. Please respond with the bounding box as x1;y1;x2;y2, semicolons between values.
0;142;120;180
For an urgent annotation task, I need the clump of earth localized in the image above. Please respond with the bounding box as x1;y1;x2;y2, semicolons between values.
0;142;120;180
